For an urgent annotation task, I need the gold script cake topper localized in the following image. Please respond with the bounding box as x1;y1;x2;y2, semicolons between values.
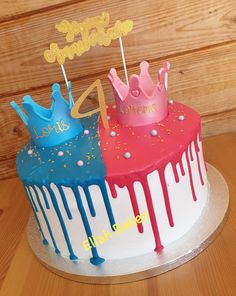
44;12;133;65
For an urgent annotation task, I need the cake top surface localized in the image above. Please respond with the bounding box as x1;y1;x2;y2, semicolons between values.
99;102;200;180
17;102;200;186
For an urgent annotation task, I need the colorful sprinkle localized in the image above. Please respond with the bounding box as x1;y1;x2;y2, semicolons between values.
123;152;131;159
58;151;64;157
77;160;84;167
150;129;158;136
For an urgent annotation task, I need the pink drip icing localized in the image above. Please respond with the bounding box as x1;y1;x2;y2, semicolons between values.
189;143;194;161
194;136;200;152
172;163;180;183
179;160;185;176
198;131;208;172
99;102;204;252
141;178;163;252
194;139;204;186
186;148;197;201
127;183;144;233
107;181;117;198
158;168;174;227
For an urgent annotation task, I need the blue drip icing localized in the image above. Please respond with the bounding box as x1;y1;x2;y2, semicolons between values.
72;186;105;266
47;185;78;261
57;185;72;220
83;186;96;217
32;186;60;254
40;186;50;209
17;114;117;265
26;187;38;212
25;186;48;245
97;181;116;230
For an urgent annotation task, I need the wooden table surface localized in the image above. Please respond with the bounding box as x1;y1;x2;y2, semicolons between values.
0;132;235;296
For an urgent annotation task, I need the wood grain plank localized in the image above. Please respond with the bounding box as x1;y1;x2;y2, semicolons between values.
1;0;236;96
202;108;236;137
0;132;235;295
0;178;30;289
1;41;236;179
0;0;76;22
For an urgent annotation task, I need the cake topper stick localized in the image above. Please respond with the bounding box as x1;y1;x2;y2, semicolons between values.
60;64;75;106
119;37;129;86
60;64;69;88
158;62;170;90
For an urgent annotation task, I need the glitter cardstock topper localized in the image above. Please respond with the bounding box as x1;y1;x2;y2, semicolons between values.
44;12;133;65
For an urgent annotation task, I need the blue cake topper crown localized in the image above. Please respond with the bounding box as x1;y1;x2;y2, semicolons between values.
10;82;83;147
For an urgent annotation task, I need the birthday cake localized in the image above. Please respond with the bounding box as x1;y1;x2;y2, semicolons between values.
11;14;208;266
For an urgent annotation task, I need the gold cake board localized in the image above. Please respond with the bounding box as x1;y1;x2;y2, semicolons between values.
27;164;229;284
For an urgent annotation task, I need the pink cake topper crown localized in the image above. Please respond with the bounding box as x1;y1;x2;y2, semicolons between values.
108;61;170;126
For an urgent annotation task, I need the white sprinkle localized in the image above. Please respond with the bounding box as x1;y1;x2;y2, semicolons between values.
110;131;117;137
112;105;117;109
58;151;64;157
107;115;111;120
123;152;131;159
27;149;33;155
77;160;84;167
178;115;185;121
84;129;89;135
168;99;174;104
150;129;158;136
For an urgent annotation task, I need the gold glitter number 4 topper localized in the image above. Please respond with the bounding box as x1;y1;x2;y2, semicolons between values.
44;12;133;65
71;79;109;129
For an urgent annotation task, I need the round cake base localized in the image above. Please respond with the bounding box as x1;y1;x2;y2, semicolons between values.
27;164;229;284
